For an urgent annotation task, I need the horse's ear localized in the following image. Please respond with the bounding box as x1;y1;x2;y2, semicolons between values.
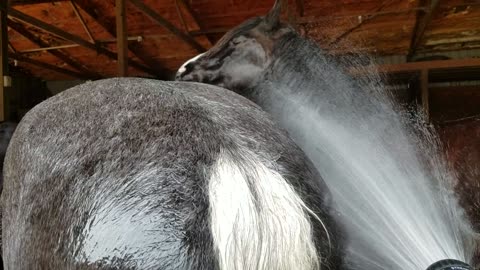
264;0;283;29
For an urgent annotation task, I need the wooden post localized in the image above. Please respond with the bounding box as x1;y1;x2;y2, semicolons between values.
115;0;128;76
0;0;8;122
420;69;429;122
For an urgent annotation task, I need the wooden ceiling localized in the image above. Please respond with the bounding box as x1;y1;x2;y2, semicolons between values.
3;0;480;80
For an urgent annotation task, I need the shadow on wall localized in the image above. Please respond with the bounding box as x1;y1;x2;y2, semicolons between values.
5;75;86;122
46;80;86;96
6;74;50;122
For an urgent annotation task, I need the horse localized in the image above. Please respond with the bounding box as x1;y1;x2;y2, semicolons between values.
2;78;343;269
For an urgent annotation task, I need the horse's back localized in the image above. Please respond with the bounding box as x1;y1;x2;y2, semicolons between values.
4;79;231;268
3;78;333;269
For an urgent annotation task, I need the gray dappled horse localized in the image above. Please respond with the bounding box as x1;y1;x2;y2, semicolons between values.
2;78;343;269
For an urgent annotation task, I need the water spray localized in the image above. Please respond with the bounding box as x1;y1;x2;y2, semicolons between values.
426;259;472;270
256;52;477;269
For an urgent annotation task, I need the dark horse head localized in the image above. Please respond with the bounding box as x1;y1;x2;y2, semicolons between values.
176;0;294;94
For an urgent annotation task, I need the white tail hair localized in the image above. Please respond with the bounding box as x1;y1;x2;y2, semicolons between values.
208;150;327;270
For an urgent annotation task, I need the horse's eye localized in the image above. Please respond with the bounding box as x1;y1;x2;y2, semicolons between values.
184;63;195;73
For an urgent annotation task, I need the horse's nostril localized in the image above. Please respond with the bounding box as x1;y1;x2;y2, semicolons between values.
177;72;195;82
175;72;184;80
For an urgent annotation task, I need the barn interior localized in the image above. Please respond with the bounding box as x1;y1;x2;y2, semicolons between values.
0;0;479;264
1;0;480;120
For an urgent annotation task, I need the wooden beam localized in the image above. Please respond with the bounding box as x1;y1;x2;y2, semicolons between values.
10;0;68;6
9;52;88;78
7;18;101;78
0;1;7;121
19;36;142;52
4;6;157;76
420;69;429;121
176;0;213;46
73;0;170;79
384;58;480;73
115;0;128;76
175;0;188;32
407;0;440;60
128;0;206;53
8;41;16;53
69;0;95;43
350;58;480;75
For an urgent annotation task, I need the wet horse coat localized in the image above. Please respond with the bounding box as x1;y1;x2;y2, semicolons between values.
2;78;338;269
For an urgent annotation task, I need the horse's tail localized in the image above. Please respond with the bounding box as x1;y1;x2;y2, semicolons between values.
208;149;326;270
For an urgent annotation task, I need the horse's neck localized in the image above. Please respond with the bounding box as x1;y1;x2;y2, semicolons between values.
255;35;347;99
250;49;338;112
251;34;389;121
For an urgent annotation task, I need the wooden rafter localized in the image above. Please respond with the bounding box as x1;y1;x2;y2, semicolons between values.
176;0;213;46
9;52;89;78
18;36;142;53
69;0;95;43
175;0;188;32
407;0;440;60
4;6;157;76
115;0;128;76
8;18;101;78
129;0;206;53
8;41;16;53
10;0;68;6
73;0;170;79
